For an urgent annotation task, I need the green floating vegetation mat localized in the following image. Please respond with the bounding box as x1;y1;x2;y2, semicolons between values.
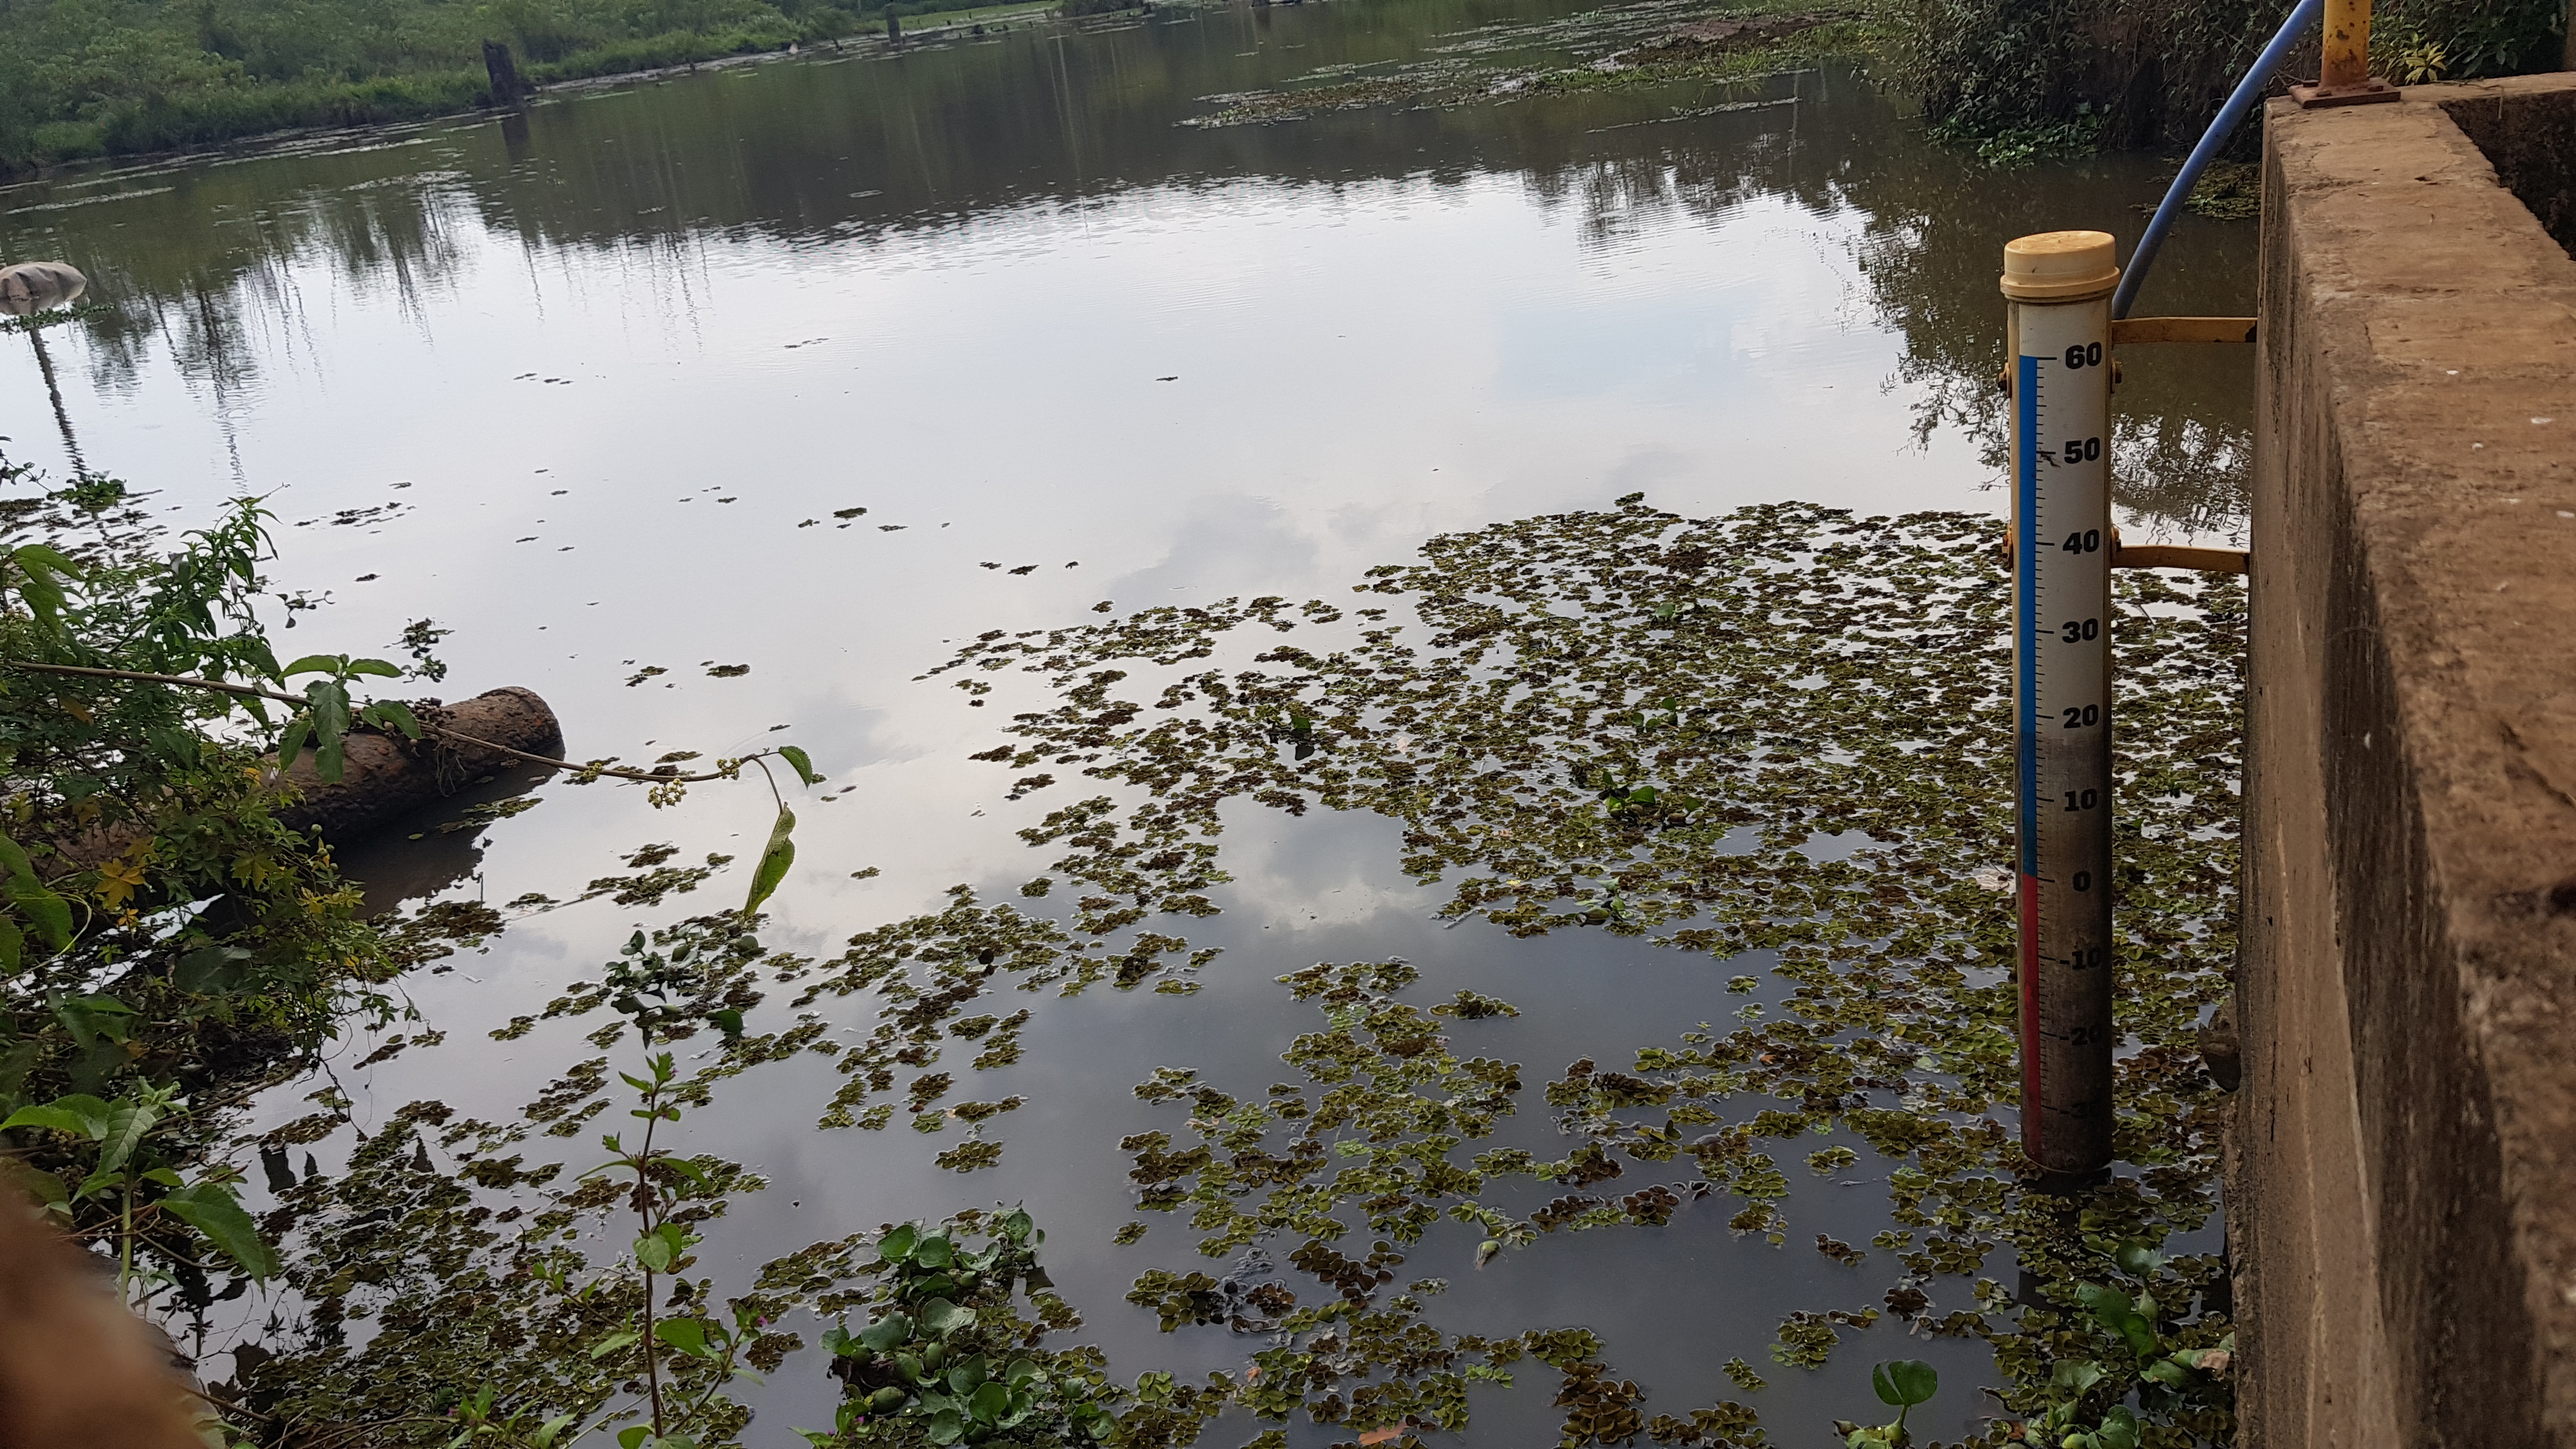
270;498;2241;1447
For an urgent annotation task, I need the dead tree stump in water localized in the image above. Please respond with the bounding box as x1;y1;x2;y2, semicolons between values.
274;686;564;843
885;8;902;42
482;40;530;105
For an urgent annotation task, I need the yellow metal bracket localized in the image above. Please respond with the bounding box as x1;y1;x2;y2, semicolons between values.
1999;526;2249;575
2109;317;2257;345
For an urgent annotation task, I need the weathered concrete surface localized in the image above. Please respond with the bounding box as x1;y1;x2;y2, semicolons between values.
2239;75;2576;1446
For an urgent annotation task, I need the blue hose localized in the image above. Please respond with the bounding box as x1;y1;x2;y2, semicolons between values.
2110;0;2323;319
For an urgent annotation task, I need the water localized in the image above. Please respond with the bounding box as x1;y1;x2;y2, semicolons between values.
0;5;2254;1443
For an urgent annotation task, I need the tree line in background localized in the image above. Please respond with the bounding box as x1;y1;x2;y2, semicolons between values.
0;0;2564;179
0;0;1043;174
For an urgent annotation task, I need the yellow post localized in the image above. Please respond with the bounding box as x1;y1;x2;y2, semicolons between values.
2292;0;2398;105
2320;0;2370;88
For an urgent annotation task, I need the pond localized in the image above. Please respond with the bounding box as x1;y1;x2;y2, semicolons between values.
0;3;2253;1445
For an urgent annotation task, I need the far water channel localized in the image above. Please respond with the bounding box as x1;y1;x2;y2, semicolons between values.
1;3;2255;1442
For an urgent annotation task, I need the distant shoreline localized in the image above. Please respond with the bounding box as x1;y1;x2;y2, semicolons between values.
0;0;1123;190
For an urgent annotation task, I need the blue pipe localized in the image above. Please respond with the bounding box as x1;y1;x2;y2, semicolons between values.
2111;0;2323;319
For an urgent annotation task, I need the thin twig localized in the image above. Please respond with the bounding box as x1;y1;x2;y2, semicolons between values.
0;660;741;784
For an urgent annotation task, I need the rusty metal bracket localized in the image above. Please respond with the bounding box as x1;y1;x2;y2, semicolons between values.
2289;76;2401;107
2109;316;2257;345
1998;526;2250;575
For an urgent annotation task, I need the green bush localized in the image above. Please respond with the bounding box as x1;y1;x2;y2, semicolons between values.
1878;0;2565;154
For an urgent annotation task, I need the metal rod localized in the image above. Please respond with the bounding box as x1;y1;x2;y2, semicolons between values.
2110;0;2322;320
2004;231;2120;1177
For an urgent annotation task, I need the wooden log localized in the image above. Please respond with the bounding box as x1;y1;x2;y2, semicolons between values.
273;686;564;842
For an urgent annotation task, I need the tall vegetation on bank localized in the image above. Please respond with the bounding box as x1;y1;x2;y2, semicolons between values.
1883;0;2563;157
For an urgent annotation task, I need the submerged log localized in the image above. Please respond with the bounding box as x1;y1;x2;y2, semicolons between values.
0;261;86;316
273;686;564;843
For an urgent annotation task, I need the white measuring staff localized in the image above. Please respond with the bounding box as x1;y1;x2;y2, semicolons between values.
2003;231;2119;1178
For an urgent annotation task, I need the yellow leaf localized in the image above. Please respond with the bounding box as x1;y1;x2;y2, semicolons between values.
96;857;147;911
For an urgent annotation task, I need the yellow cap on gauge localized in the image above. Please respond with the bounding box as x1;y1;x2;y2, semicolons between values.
2000;231;2120;302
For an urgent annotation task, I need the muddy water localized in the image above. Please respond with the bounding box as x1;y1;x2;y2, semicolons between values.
1;5;2253;1443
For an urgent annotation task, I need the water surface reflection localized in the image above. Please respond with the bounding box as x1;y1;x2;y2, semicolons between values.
0;7;2252;1440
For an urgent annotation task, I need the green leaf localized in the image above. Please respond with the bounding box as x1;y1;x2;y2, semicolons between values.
308;681;353;783
0;832;33;882
914;1234;954;1269
1004;1357;1038;1388
281;655;343;678
859;1313;912;1353
970;1381;1011;1424
1000;1208;1033;1241
162;1181;281;1278
919;1297;976;1338
655;1317;712;1358
9;545;79;631
1;1104;98;1138
0;919;20;974
4;878;70;952
95;1101;152;1174
2094;1406;2139;1449
2050;1360;2104;1396
634;1230;677;1273
365;700;422;739
277;717;312;772
742;805;796;917
707;1008;744;1041
876;1222;918;1262
590;1330;641;1360
776;745;822;786
616;1427;651;1449
174;946;251;995
1871;1359;1938;1407
345;658;404;678
926;1410;965;1446
0;1157;68;1210
530;1414;579;1448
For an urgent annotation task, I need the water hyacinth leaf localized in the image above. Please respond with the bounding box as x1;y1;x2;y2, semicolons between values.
928;1409;966;1445
859;1312;913;1353
914;1234;954;1269
878;1223;919;1261
971;1380;1011;1423
743;806;795;917
919;1296;976;1337
1871;1359;1936;1407
161;1181;280;1278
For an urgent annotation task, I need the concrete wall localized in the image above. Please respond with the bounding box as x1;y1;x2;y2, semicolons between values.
2239;75;2576;1446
